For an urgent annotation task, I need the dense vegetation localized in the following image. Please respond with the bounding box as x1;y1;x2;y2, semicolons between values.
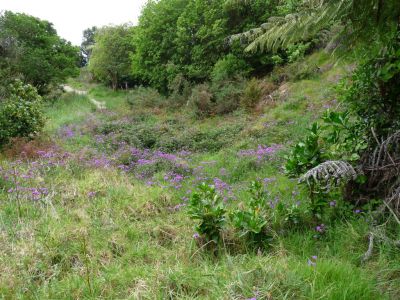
0;11;80;95
0;0;400;298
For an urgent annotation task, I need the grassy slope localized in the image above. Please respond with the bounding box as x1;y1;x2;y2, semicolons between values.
0;52;399;299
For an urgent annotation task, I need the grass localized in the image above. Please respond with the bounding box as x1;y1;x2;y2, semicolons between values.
0;52;399;299
44;93;94;133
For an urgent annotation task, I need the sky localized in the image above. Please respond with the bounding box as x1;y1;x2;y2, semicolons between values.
0;0;147;45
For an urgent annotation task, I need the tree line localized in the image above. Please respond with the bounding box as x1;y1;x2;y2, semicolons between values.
86;0;305;92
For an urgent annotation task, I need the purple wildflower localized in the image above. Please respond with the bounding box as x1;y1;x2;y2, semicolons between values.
308;255;318;267
307;259;316;267
263;177;276;184
238;144;283;162
31;189;41;200
88;191;97;198
169;203;186;211
315;224;326;233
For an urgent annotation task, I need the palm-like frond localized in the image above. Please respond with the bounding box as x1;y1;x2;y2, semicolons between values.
228;0;400;52
300;160;357;190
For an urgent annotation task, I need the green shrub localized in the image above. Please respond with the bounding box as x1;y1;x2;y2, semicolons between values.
213;81;243;115
189;83;214;118
188;183;227;244
271;60;320;83
284;122;324;177
290;61;320;81
95;117;244;153
168;73;192;107
0;80;45;146
230;181;270;243
240;78;262;111
211;54;251;84
285;110;367;178
339;38;400;139
180;124;244;152
42;84;64;103
286;42;311;63
127;86;166;108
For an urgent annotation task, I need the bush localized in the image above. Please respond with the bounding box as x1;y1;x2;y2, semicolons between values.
230;181;270;243
271;60;320;84
339;39;400;139
284;122;324;177
213;82;243;115
168;73;192;107
189;83;214;118
190;81;244;118
240;78;262;111
188;183;227;244
42;84;64;103
127;86;166;108
286;42;311;63
211;54;251;84
95;117;244;153
3;136;54;159
0;81;45;146
179;124;244;152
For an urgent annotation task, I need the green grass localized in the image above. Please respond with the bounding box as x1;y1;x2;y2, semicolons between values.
88;85;131;113
0;53;399;299
44;93;94;133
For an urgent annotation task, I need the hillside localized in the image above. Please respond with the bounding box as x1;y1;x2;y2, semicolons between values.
0;50;398;299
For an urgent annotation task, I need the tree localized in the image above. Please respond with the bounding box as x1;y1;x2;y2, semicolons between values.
81;26;97;66
132;0;279;94
89;25;135;90
131;0;189;94
0;11;80;94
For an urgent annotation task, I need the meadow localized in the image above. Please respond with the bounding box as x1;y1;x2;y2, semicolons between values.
0;52;399;299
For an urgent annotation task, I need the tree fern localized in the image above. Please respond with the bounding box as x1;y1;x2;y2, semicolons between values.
228;0;400;52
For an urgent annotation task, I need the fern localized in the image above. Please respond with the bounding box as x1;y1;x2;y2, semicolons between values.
228;0;400;52
300;160;357;190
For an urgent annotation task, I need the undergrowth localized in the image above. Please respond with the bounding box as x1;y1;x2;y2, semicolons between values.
0;51;399;299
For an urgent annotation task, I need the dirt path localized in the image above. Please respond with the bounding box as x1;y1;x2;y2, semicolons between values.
62;85;106;110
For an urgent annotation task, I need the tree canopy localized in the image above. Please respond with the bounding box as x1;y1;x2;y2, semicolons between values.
89;25;136;90
0;11;80;94
81;26;97;66
131;0;281;94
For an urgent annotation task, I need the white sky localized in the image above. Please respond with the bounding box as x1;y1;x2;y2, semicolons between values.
0;0;147;45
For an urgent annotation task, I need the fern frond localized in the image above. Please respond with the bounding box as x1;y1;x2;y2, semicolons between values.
300;160;357;190
229;0;400;52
